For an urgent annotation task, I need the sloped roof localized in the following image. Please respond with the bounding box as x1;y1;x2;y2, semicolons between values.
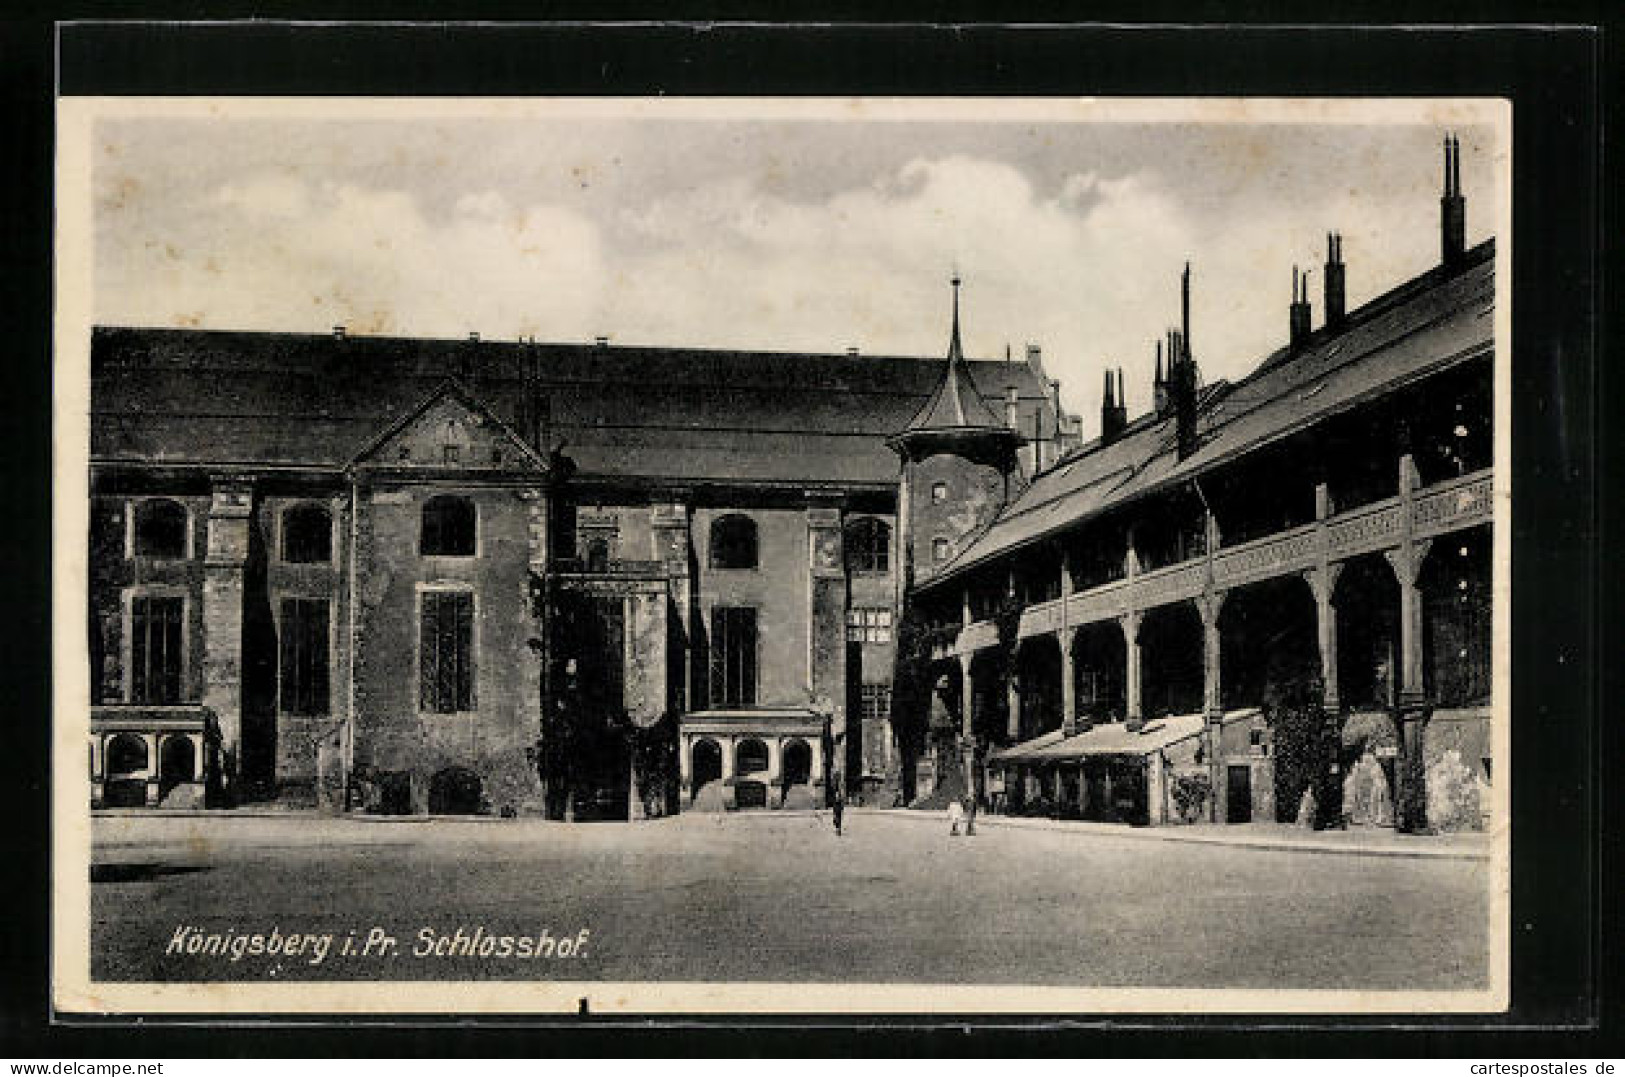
925;240;1495;587
90;329;1057;488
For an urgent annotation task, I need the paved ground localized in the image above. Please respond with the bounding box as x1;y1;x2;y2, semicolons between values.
90;810;1491;988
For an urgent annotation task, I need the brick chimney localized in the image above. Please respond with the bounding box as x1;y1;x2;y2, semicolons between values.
1441;133;1466;265
1289;266;1312;349
1101;367;1127;445
1324;232;1346;330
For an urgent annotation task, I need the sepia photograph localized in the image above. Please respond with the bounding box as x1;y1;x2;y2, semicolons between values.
53;94;1510;1016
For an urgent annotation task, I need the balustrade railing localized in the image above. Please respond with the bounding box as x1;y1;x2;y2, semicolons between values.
947;467;1492;653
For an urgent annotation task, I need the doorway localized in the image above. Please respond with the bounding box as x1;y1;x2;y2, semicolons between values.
1227;764;1253;823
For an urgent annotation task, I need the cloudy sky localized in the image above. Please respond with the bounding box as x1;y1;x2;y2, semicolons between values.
91;103;1498;418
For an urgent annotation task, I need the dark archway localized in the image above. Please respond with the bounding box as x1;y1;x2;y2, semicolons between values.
783;738;812;787
1334;554;1401;711
1420;525;1492;707
1072;620;1126;724
1014;635;1064;740
107;733;149;775
1140;602;1204;718
967;651;1006;746
282;501;333;564
691;738;722;797
159;735;196;798
1219;576;1321;711
428;766;483;815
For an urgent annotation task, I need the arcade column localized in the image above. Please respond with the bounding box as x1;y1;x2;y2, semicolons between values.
805;494;847;787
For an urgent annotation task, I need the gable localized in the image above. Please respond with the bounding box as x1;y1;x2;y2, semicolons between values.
351;384;544;473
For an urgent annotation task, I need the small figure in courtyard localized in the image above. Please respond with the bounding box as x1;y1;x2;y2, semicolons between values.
965;795;977;836
832;790;845;837
947;796;965;836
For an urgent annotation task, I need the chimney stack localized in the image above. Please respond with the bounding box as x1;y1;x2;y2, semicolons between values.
1101;367;1128;445
1153;338;1169;417
332;325;346;339
1324;232;1346;331
1441;133;1466;264
1289;266;1313;348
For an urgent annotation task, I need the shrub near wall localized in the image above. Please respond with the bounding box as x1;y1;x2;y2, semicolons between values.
1169;768;1212;824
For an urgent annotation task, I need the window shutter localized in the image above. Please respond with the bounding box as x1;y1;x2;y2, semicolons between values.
455;592;474;710
420;595;438;711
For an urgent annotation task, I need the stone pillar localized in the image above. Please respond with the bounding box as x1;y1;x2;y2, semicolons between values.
809;735;825;794
678;733;693;803
1059;627;1079;737
805;494;847;790
1005;668;1022;741
1198;591;1227;822
202;476;254;804
959;658;976;742
1121;610;1143;728
1385;534;1434;833
720;736;736;780
142;731;160;806
650;493;693;713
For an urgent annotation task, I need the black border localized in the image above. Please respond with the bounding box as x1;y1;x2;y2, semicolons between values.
4;12;1612;1056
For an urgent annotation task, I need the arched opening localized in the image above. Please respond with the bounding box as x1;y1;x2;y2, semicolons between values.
107;733;149;775
1420;525;1492;708
1014;635;1064;741
428;766;483;815
103;733;149;808
282;502;333;563
159;735;196;798
691;738;722;798
967;650;1007;746
1219;576;1321;712
134;499;188;559
1334;555;1401;711
1072;620;1126;724
782;738;812;787
1139;602;1204;718
1333;555;1403;828
844;517;891;574
709;514;758;570
420;495;476;556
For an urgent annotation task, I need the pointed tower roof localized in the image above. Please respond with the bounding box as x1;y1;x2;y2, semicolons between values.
889;276;1022;466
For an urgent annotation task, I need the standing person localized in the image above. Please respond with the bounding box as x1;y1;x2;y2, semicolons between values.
947;796;965;836
831;789;845;837
965;794;977;837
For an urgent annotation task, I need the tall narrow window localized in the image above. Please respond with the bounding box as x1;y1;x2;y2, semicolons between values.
281;502;333;564
279;598;331;715
709;514;758;570
845;517;891;574
709;606;757;708
133;499;188;559
130;595;184;704
420;590;475;713
421;495;476;556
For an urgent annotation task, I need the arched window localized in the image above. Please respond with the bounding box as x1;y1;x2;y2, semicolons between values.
421;495;476;556
106;733;149;776
709;514;758;570
281;502;333;563
133;498;188;559
736;738;769;776
932;537;951;563
845;517;891;574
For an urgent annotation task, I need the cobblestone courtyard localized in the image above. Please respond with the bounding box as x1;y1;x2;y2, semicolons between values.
89;811;1490;989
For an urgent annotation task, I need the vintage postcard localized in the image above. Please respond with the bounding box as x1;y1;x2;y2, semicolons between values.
53;95;1511;1015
